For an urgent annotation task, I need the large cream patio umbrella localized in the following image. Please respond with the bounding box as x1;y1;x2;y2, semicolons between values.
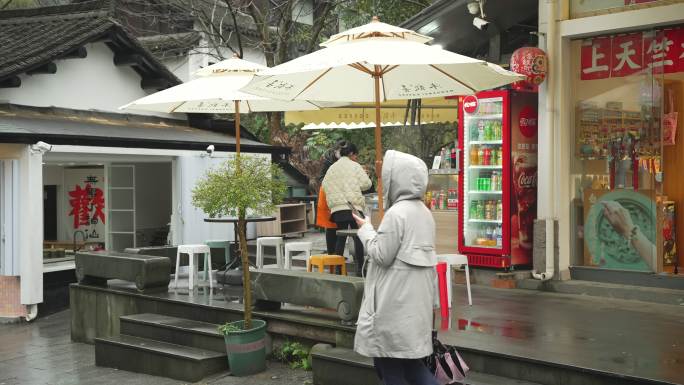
241;17;523;216
121;56;325;155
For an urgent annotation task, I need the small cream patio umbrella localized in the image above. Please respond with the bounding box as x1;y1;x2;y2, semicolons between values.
121;55;327;155
241;17;524;216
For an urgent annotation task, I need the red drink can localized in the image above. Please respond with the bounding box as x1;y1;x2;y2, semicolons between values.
483;147;491;165
513;154;538;250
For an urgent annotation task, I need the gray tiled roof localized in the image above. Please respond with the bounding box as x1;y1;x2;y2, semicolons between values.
0;0;180;86
0;104;274;152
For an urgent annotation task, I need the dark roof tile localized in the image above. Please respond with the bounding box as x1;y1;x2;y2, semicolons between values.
0;0;179;87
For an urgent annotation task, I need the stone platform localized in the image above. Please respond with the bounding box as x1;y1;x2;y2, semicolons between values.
70;278;684;385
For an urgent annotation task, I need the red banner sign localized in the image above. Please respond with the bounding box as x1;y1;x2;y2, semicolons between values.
580;26;684;80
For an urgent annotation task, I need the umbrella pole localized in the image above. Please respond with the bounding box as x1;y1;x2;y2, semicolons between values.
234;100;241;156
374;67;384;219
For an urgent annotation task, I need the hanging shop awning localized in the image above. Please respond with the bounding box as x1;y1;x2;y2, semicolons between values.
284;97;458;127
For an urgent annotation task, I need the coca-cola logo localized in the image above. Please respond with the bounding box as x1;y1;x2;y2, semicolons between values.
517;170;538;188
463;95;478;114
519;105;537;138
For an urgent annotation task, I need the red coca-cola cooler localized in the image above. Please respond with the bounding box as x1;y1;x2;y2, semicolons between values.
457;90;538;268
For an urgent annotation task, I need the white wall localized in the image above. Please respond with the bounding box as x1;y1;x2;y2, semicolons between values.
19;147;43;304
174;153;265;245
162;56;190;83
0;43;171;117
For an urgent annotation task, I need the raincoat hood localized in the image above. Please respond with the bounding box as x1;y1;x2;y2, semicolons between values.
382;150;428;208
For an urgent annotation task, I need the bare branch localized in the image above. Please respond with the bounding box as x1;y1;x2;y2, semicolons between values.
225;1;244;58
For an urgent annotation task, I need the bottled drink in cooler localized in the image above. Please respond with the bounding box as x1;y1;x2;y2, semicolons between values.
485;226;493;242
450;147;456;169
470;145;479;165
470;200;478;218
491;171;499;191
476;200;484;219
496;226;502;247
477;146;485;166
478;121;485;141
483;146;491;165
496;200;503;220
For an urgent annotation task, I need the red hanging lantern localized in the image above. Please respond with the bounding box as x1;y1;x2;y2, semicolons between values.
510;47;548;92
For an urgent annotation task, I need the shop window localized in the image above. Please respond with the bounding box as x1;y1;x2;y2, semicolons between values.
570;25;683;273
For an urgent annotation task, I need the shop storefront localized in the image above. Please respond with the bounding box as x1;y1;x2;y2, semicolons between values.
539;0;684;282
570;24;683;274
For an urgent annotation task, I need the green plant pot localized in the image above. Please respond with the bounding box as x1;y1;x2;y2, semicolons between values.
224;319;267;376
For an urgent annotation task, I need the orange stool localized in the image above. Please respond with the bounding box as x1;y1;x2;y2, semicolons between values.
307;254;347;275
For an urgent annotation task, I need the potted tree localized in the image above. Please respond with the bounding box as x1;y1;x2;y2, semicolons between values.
192;155;286;376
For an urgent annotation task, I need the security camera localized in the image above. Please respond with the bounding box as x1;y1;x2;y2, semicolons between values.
206;144;215;155
467;1;480;15
31;141;52;154
473;17;489;31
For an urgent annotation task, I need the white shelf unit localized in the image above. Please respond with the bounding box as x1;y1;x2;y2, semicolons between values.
469;165;503;170
468;219;503;224
257;203;307;237
107;165;136;251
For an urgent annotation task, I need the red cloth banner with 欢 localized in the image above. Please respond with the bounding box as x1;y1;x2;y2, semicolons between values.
581;26;684;79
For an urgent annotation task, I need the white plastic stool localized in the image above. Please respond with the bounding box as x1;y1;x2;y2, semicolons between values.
175;244;212;289
256;237;284;268
436;254;472;306
284;241;313;270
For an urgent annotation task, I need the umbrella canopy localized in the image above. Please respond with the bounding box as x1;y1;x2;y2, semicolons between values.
242;17;523;215
120;56;324;154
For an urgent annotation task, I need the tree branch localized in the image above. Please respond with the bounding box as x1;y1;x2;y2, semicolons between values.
226;0;244;58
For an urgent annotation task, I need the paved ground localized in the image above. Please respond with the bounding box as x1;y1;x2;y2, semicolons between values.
443;285;684;384
0;310;313;385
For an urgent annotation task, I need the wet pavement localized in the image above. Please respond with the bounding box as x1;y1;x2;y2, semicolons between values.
0;310;313;385
441;285;684;384
3;272;684;384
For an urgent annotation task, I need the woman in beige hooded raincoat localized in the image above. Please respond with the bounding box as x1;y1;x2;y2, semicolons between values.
352;150;438;385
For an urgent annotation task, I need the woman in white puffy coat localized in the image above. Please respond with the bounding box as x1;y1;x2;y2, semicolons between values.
322;141;372;275
352;150;438;385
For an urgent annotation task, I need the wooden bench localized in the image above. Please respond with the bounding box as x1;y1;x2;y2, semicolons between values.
75;251;171;292
251;269;364;322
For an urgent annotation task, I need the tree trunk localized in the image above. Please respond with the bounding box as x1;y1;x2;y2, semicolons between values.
238;213;251;329
270;111;283;143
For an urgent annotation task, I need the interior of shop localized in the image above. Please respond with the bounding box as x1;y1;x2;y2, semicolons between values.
42;161;172;266
570;29;683;275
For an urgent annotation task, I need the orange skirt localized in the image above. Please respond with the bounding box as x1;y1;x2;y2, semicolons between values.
316;187;337;229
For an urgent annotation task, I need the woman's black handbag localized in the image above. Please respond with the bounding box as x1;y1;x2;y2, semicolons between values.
424;331;469;385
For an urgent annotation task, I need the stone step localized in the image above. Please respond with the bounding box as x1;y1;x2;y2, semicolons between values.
95;334;227;382
518;279;684;306
120;313;225;353
310;344;543;385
